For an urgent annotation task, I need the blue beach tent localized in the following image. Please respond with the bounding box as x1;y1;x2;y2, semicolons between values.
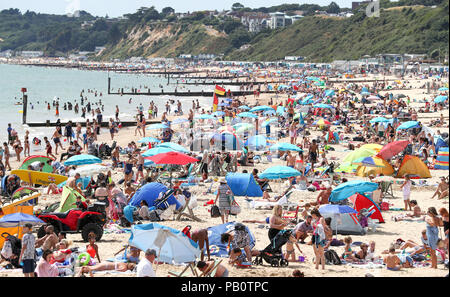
225;173;263;197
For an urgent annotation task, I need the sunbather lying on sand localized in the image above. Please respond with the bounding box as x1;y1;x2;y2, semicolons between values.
77;262;136;277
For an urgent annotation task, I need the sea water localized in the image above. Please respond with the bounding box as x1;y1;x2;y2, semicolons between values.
0;64;230;143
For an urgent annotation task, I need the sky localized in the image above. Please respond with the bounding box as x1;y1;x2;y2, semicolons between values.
0;0;355;17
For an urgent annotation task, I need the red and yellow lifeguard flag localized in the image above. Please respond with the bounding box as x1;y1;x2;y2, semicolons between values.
214;85;226;96
213;93;219;112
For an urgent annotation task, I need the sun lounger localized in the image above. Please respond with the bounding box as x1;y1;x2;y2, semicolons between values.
168;262;198;277
380;181;395;199
175;201;202;222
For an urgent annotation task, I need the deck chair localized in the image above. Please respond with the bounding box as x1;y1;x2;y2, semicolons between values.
282;205;299;224
168;262;198;277
380;181;394;199
175;200;202;222
200;259;223;277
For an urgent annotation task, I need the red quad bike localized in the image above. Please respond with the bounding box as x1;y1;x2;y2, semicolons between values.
36;202;107;242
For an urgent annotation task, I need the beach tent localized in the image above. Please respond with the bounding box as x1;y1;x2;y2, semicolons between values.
329;180;378;202
207;222;256;257
0;194;38;248
356;160;395;177
434;147;449;170
396;155;431;178
57;186;86;213
325;131;340;144
225;173;263;197
319;209;365;235
19;155;54;173
348;194;384;223
128;182;181;210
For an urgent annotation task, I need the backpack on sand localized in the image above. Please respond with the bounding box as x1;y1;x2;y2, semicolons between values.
325;250;342;265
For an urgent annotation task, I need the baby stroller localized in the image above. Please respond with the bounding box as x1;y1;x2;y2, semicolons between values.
253;229;291;267
0;232;22;269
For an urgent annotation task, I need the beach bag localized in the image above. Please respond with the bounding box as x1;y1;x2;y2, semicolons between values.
324;250;341;265
380;202;390;211
149;210;161;222
211;205;221;218
230;197;241;215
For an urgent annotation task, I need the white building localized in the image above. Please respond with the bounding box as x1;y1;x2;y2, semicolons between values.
269;12;286;29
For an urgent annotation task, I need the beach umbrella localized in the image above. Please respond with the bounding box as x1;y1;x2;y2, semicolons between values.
376;140;409;160
129;223;200;264
0;212;45;228
342;148;377;164
146;123;169;130
360;91;371;96
171;118;189;125
313;104;335;109
145;151;198;166
259;166;301;180
74;164;109;177
319;205;358;238
270;142;303;152
276;106;286;115
138;137;161;144
157;142;190;154
211;132;243;151
352;156;386;168
237;112;258;119
263;109;276;116
238;105;250;110
329;180;378;202
367;95;380;100
434;95;448;104
396;121;420;131
438;87;448;91
142;147;174;157
245;135;268;150
213;111;225;117
394;94;406;99
369;117;390;124
324;90;335;97
319;204;357;215
360;144;383;152
218;102;230;107
250;105;274;113
313;119;332;126
64;154;102;166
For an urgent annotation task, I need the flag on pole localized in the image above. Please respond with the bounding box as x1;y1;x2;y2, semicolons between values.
213;93;219;112
214;85;226;96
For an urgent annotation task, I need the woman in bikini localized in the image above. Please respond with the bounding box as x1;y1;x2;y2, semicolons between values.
23;130;30;157
52;126;64;155
78;262;136;277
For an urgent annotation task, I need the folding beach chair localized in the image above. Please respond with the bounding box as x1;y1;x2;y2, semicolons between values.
200;259;223;277
168;262;198;277
259;180;273;192
380;181;395;199
175;201;202;222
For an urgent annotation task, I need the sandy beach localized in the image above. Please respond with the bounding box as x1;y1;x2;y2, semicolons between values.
0;69;448;278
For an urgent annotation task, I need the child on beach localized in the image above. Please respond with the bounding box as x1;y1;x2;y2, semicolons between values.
283;233;304;262
383;246;402;271
44;137;56;159
401;175;412;211
86;233;101;264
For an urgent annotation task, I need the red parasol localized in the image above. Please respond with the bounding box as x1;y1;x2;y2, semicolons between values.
376;140;409;160
145;151;198;166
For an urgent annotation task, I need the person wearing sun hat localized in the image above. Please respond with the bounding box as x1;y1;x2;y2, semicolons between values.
215;177;232;224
